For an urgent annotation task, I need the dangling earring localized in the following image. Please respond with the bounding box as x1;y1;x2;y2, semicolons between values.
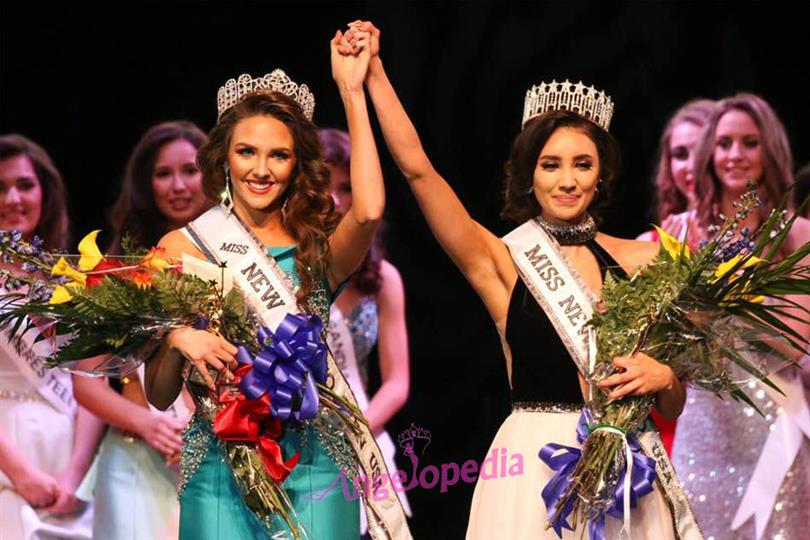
221;163;234;213
281;196;290;223
526;185;534;196
595;179;603;192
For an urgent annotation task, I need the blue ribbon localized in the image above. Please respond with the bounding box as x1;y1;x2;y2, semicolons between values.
538;412;657;539
236;313;328;421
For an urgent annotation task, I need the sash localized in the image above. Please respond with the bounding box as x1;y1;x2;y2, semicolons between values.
185;205;411;540
730;364;810;539
503;219;703;540
0;289;76;416
328;305;413;530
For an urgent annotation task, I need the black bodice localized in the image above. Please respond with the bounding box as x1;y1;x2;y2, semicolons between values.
506;239;628;404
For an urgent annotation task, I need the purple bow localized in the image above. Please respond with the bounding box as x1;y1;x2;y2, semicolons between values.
538;411;657;540
236;313;328;421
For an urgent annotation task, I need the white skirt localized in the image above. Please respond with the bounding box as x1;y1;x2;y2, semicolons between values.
0;394;92;540
466;409;678;540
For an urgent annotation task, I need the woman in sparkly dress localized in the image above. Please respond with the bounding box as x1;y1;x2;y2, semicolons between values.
671;93;810;540
339;20;702;540
321;128;413;535
139;30;411;540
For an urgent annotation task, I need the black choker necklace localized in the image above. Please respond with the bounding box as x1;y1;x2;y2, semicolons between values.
535;214;597;245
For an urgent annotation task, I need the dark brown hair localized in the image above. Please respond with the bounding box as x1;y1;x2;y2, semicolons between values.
318;127;383;295
694;93;794;228
109;121;209;253
198;92;341;302
0;134;70;249
653;99;715;221
501;110;621;223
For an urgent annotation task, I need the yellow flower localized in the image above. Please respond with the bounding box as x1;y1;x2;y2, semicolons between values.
51;257;87;286
714;254;767;281
77;230;104;271
49;283;83;304
654;226;691;259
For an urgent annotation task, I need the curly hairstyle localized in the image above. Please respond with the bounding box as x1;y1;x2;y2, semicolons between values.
0;134;70;249
319;127;383;295
109;121;209;253
694;93;794;229
197;92;341;303
501;110;621;224
653;99;715;222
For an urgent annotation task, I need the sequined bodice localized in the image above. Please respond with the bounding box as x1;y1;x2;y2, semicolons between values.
345;297;378;389
506;239;627;404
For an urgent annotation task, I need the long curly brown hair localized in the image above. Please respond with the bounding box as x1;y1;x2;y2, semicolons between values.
501;110;621;224
197;92;341;303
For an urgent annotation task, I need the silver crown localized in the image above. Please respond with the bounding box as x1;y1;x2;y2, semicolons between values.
216;70;315;121
522;79;614;131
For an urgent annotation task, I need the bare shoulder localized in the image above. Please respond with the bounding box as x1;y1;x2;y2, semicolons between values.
158;229;205;261
596;233;660;272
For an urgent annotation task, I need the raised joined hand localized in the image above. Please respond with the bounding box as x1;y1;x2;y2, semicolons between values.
331;29;371;93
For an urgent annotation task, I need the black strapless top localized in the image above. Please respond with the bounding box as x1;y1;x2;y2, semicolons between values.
506;239;628;404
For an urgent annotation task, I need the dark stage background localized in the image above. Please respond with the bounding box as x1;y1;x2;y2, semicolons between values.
2;2;808;538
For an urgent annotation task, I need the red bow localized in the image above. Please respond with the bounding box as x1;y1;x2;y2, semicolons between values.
213;370;299;482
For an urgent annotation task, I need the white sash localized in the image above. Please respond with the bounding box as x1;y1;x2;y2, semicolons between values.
503;220;597;375
328;305;413;532
0;293;76;416
730;364;810;539
503;219;703;540
185;205;412;540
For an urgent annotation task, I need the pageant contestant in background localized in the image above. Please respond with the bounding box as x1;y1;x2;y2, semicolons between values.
671;93;810;540
637;99;714;454
0;134;97;539
341;21;700;539
637;99;715;245
145;30;410;540
72;121;210;540
320;127;413;535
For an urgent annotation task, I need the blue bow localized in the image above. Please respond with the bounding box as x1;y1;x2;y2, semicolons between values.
538;411;657;539
236;313;328;421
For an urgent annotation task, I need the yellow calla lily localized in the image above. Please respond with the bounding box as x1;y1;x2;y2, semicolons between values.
51;257;87;286
78;230;104;271
714;254;767;281
49;282;83;305
654;226;691;259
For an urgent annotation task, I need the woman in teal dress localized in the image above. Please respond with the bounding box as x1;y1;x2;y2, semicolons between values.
144;30;411;540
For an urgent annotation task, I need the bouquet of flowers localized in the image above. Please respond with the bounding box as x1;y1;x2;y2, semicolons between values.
0;231;365;539
543;187;810;537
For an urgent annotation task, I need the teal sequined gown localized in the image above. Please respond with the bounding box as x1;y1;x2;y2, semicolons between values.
178;246;360;540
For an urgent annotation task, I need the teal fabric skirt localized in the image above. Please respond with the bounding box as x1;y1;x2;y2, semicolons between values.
179;426;359;539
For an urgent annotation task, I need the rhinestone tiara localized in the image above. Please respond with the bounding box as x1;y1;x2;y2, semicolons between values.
216;69;315;121
522;79;614;131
